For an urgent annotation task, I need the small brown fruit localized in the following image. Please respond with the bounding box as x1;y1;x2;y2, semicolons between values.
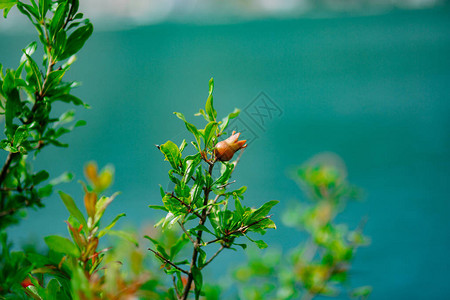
214;131;247;161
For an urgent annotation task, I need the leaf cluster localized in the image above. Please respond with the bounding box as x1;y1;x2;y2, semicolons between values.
0;0;92;229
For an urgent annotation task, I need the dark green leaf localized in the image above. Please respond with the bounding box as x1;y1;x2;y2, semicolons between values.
38;0;49;18
249;200;279;223
44;235;80;256
50;2;66;38
58;191;87;229
60;23;93;60
33;170;49;185
23;51;43;91
192;266;203;300
13;125;28;147
169;234;188;259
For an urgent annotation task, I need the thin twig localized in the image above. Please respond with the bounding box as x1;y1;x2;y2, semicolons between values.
148;248;189;275
206;215;272;245
181;162;215;299
0;153;17;185
206;194;224;215
216;180;236;189
172;274;181;299
168;193;202;219
200;245;225;270
178;221;195;244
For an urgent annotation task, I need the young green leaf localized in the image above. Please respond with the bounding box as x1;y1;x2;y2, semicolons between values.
160;140;181;169
44;235;80;257
174;112;201;148
205;77;217;121
249;200;279;223
98;213;126;237
58;191;87;230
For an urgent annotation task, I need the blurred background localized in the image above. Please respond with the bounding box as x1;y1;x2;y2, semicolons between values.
1;0;450;299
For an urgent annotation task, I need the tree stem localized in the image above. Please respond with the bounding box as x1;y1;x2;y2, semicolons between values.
181;162;215;299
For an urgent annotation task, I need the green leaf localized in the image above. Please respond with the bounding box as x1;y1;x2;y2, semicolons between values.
38;184;52;197
235;197;244;218
52;94;88;107
144;235;169;259
94;193;119;224
0;0;17;10
160;140;181;169
205;77;217;121
169;234;188;259
254;240;268;249
214;162;234;186
44;235;80;256
38;0;49;18
60;23;93;60
197;247;207;268
351;286;372;298
50;2;67;38
17;2;39;20
58;191;87;230
49;171;73;185
149;205;168;212
202;121;218;148
249;200;279;223
13;125;28;147
23;51;43;92
192;266;203;300
174;112;201;149
33;170;49;185
44;69;66;94
193;224;215;237
98;213;126;237
220;108;240;132
109;230;139;247
45;278;61;300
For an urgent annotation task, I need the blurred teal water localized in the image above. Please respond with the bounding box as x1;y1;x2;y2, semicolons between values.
1;7;450;299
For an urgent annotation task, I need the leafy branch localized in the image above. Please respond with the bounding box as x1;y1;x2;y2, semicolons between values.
148;78;278;299
0;0;92;229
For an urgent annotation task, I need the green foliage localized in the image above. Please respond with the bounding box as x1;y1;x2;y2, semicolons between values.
233;153;371;300
0;232;33;298
0;0;91;230
149;78;278;299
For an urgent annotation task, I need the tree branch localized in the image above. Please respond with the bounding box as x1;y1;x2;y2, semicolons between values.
181;162;215;299
172;274;181;299
205;215;272;245
148;248;189;275
0;152;17;185
178;221;195;244
168;193;202;219
200;245;224;270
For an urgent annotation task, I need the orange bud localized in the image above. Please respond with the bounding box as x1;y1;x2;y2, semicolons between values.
84;191;97;218
214;131;247;161
84;162;99;184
